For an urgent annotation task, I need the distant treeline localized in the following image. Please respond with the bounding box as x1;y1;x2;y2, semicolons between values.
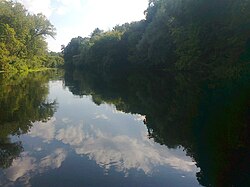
0;0;63;72
63;0;250;72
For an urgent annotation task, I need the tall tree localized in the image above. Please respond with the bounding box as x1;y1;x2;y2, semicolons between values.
0;0;57;72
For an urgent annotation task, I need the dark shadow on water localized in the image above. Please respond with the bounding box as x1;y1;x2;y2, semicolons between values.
64;69;250;187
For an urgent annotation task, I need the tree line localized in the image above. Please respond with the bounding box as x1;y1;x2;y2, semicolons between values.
0;0;63;72
63;0;250;72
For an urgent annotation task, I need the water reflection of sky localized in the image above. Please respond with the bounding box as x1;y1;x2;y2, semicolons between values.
0;81;201;187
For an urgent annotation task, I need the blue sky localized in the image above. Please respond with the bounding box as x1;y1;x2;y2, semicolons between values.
17;0;149;52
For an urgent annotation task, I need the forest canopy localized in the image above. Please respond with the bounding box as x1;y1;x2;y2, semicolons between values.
0;0;63;72
63;0;250;72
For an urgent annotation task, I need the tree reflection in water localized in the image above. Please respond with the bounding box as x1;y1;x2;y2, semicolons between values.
0;69;249;186
64;69;250;187
0;72;58;169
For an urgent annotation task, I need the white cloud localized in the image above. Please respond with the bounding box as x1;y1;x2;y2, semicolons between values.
83;0;147;25
28;117;56;143
5;152;36;182
94;114;109;120
62;117;71;124
17;0;53;17
34;147;42;151
54;0;83;15
39;148;67;170
17;0;149;51
134;114;146;121
3;149;67;185
46;26;84;52
55;6;67;15
112;108;126;114
56;123;86;146
77;134;196;174
55;122;198;175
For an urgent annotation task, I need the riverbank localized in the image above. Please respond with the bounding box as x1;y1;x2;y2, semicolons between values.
0;67;58;74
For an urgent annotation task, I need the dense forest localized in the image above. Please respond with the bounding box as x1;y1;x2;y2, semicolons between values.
63;0;250;72
1;1;249;186
0;0;63;72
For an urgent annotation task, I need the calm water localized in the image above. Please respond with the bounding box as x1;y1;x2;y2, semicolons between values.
0;70;249;187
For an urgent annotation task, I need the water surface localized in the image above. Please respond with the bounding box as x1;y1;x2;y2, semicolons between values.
0;70;249;186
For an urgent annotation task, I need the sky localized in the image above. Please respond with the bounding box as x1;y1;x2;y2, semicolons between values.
16;0;149;52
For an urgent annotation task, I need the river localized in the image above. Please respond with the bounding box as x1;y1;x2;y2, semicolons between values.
0;70;249;187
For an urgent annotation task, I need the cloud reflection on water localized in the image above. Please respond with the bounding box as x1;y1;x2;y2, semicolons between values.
26;107;198;177
55;122;197;175
0;80;199;186
2;149;67;186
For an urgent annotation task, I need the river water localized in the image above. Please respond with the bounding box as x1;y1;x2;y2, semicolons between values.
0;70;249;186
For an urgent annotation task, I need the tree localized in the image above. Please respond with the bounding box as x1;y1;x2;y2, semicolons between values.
63;0;250;72
90;28;104;38
0;0;58;72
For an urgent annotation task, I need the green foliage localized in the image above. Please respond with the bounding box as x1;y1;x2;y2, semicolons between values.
87;31;124;70
0;0;58;72
45;52;64;68
0;72;57;137
0;138;23;169
63;0;250;72
63;36;87;67
0;71;57;168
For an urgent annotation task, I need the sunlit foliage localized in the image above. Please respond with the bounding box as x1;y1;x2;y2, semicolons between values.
0;0;62;72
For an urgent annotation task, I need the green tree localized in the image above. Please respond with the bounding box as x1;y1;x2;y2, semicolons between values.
63;36;86;67
63;0;250;72
0;0;57;72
